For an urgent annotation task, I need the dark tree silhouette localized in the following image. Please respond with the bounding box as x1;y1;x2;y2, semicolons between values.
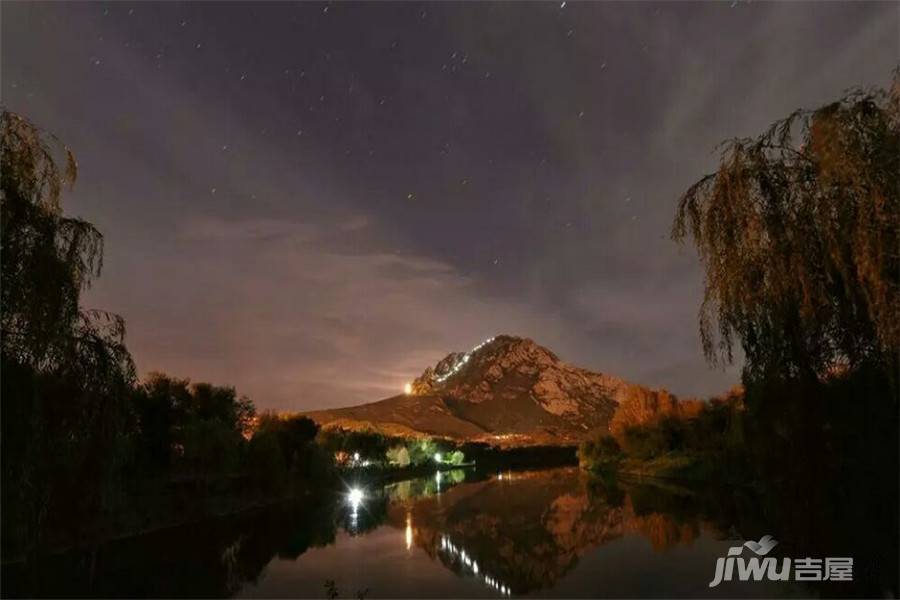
672;73;900;384
1;110;135;558
1;111;133;382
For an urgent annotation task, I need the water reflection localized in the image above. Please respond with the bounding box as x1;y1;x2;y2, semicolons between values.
439;534;511;596
4;467;896;598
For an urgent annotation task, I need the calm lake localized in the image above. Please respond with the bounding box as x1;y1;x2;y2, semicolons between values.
4;466;895;598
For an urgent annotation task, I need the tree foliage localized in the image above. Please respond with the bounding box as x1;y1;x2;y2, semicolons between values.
0;111;340;561
1;110;137;557
1;110;134;387
133;372;257;475
578;434;623;471
672;73;900;383
386;445;411;467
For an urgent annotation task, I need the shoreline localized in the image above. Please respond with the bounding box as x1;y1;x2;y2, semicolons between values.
2;448;578;567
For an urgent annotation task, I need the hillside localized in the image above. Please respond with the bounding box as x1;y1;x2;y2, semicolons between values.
305;335;693;445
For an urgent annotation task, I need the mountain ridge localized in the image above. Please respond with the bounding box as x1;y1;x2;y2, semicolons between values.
304;335;693;445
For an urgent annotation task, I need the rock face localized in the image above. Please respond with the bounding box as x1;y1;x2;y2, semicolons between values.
306;335;689;445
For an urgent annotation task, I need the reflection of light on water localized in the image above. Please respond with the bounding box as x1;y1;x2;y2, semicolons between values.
435;470;442;492
346;487;364;531
439;534;511;596
347;487;364;508
405;515;413;550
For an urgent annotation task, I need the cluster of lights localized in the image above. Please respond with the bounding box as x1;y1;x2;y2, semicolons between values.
432;336;496;384
348;452;371;467
440;534;512;596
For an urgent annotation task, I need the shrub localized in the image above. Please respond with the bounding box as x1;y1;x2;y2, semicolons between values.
578;434;623;470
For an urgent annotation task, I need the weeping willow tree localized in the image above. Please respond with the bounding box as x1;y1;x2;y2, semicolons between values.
673;73;899;385
1;110;135;557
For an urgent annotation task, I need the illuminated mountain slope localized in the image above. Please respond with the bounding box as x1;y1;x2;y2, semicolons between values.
306;335;687;445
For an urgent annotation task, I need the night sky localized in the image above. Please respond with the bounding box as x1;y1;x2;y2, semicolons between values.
4;2;897;411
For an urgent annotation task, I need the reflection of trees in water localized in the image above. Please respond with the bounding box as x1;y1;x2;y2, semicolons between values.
5;494;350;597
383;468;469;502
10;465;893;597
239;462;894;598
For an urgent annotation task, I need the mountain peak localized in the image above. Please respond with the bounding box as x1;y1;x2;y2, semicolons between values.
404;334;630;440
306;334;687;445
410;335;561;395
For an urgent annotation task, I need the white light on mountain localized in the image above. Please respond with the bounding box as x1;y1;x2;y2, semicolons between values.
404;382;412;395
432;336;496;384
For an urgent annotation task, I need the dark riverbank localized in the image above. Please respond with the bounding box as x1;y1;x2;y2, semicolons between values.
1;442;578;570
5;465;897;599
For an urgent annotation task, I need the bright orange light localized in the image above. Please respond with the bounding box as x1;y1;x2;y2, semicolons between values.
405;515;413;550
404;382;413;395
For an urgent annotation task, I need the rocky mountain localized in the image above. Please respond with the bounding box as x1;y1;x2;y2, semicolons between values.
305;335;693;445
